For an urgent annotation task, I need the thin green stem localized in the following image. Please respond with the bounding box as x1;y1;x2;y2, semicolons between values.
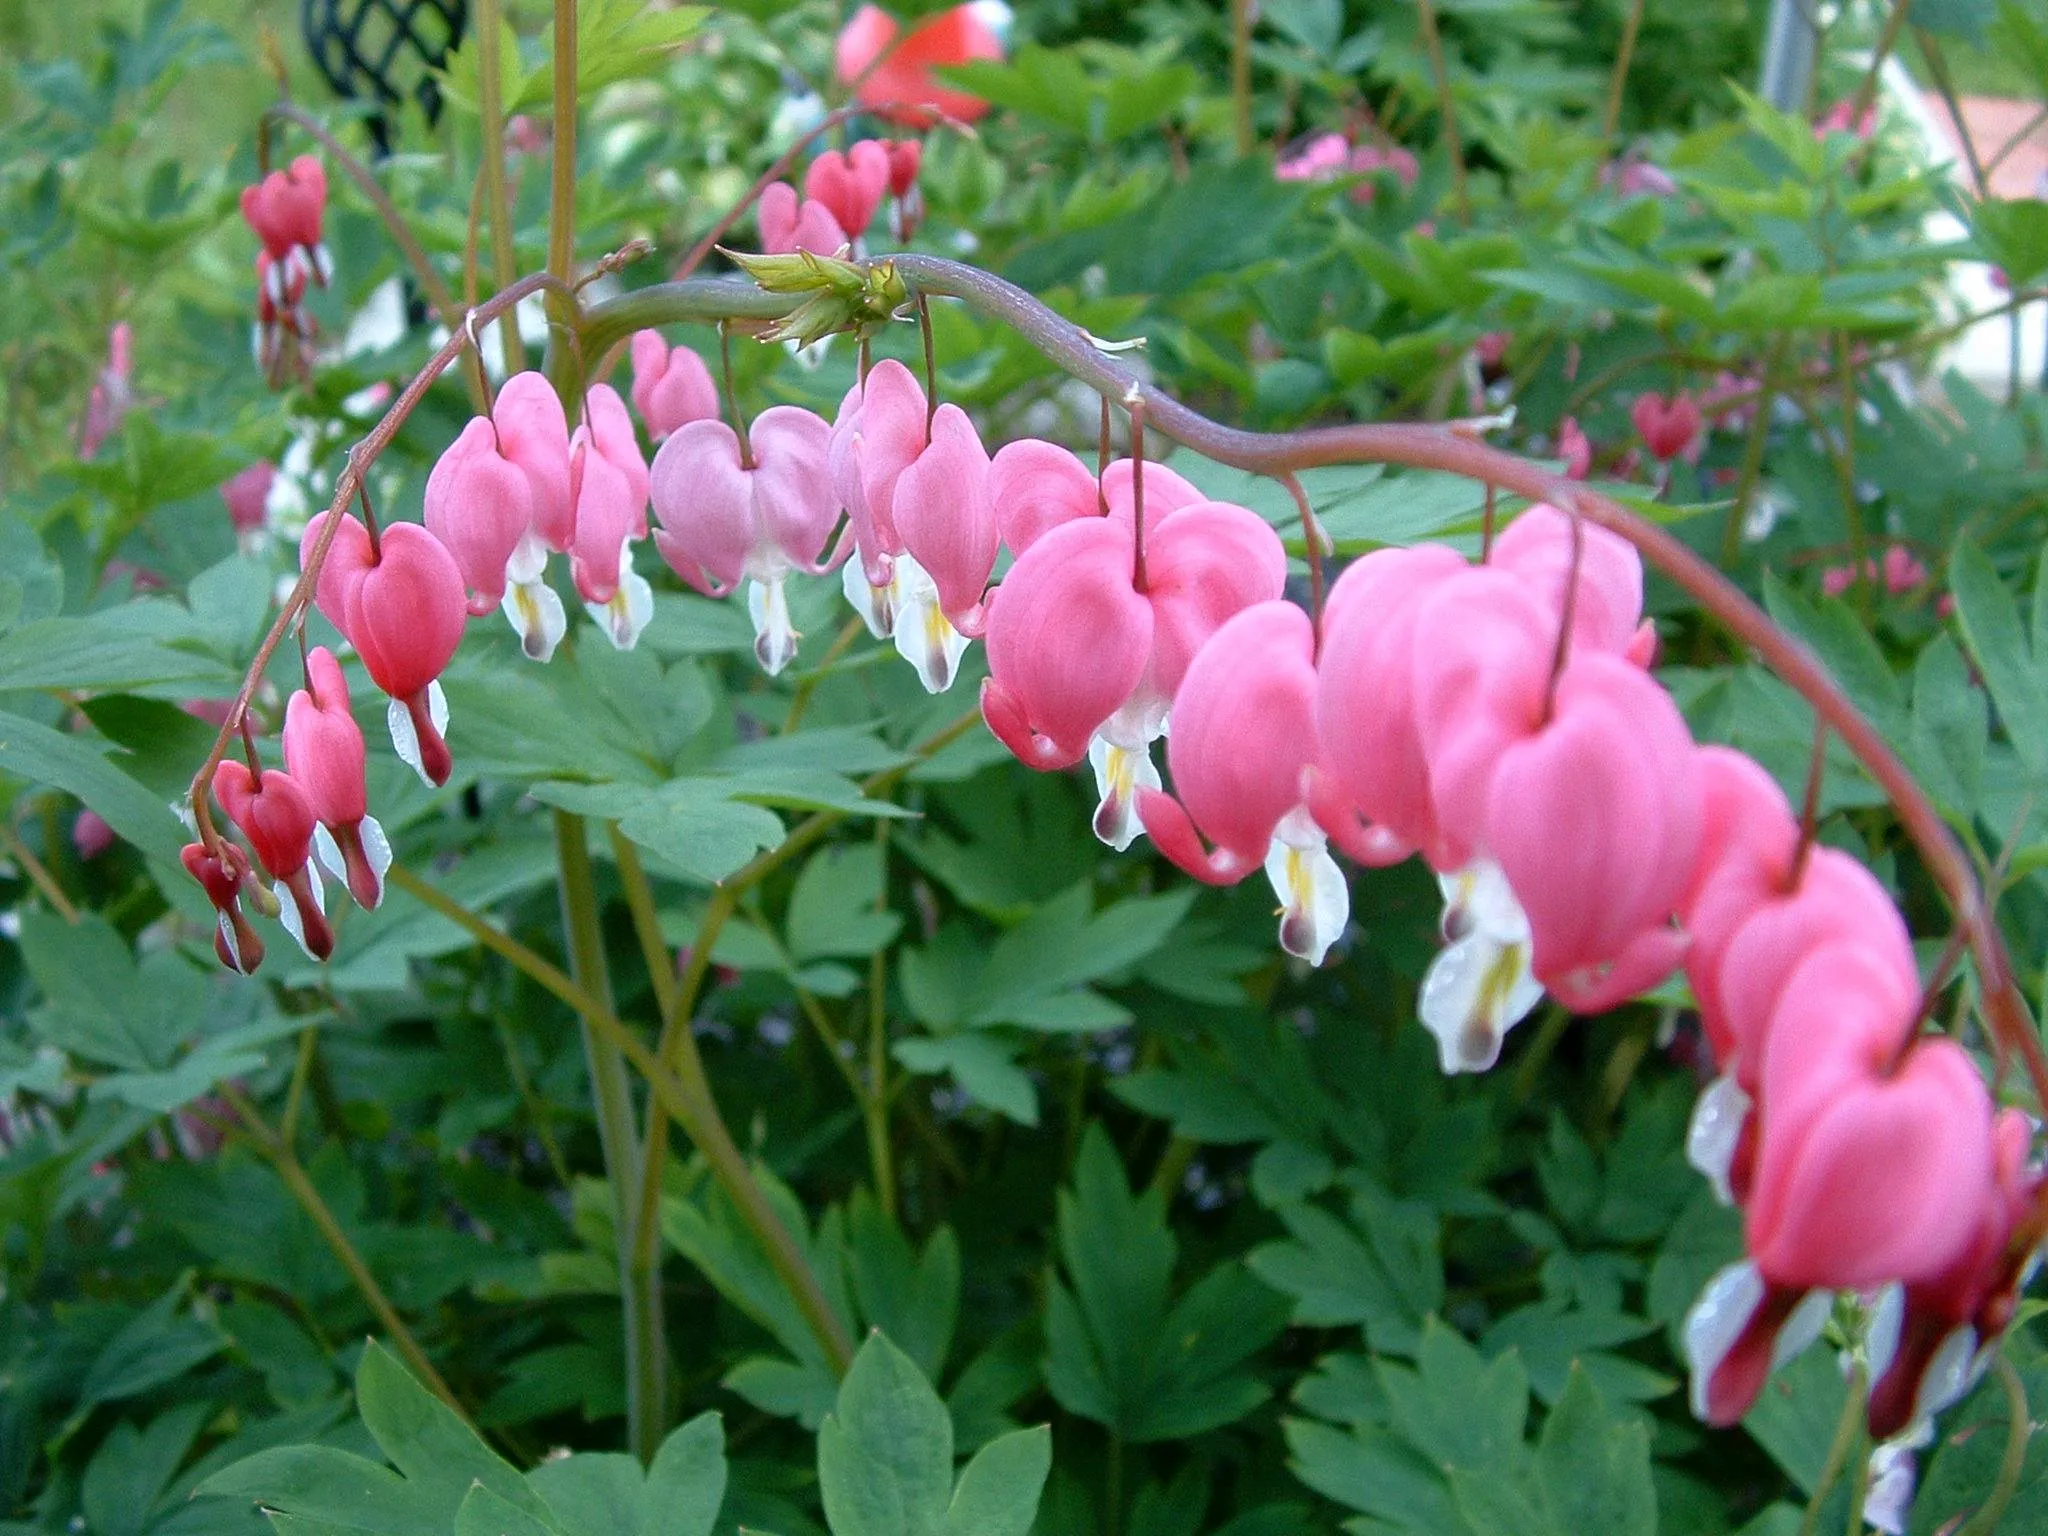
866;821;897;1220
609;826;682;1027
1794;1364;1866;1536
782;617;865;734
490;1012;574;1189
385;862;856;1377
1957;1355;2033;1536
475;0;527;373
220;1082;469;1422
279;1026;318;1148
1721;342;1784;567
1413;0;1469;223
553;809;665;1461
547;0;578;304
1601;0;1646;138
1230;0;1254;156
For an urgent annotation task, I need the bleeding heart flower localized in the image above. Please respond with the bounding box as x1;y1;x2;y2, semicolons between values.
989;439;1099;554
1631;391;1704;463
835;4;1004;126
1557;416;1592;479
299;510;376;635
283;646;390;910
213;760;332;961
1487;503;1657;665
1138;601;1348;964
806;141;892;241
1867;1109;2040;1439
650;406;839;674
495;372;576;552
831;359;930;596
182;840;266;974
221;461;276;545
1748;945;1995;1293
568;384;655;650
342;523;469;788
884;138;925;238
892;404;999;633
758;182;849;256
1417;859;1547;1073
1683;1262;1834;1426
426;411;563;663
630;331;720;442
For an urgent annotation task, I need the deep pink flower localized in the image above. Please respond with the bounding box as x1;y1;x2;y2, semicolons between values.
240;155;328;261
182;840;265;975
72;811;114;860
212;760;333;961
425;417;539;618
758;183;848;256
1276;132;1350;183
1631;391;1704;464
1816;100;1876;140
836;4;1003;127
283;646;389;910
806;141;891;242
221;461;276;539
649;407;838;674
629;331;719;442
885;139;923;199
1821;544;1930;599
299;510;376;635
1138;601;1349;963
1603;157;1677;199
1748;946;1995;1293
989;439;1099;555
341;523;469;788
892;404;999;632
495;372;575;553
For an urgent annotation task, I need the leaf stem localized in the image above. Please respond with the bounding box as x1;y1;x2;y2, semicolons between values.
548;0;578;290
1957;1355;2033;1536
1413;0;1470;223
219;1081;469;1421
1601;0;1647;138
1794;1363;1865;1536
475;0;527;374
553;809;665;1461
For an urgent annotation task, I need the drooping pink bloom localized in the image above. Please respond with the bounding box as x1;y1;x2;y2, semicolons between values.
1487;503;1656;665
983;485;1286;847
424;413;563;663
1821;544;1930;599
1426;648;1702;1013
495;372;575;553
182;840;266;975
339;523;469;788
629;331;720;442
836;4;1002;127
892;405;1000;634
1473;331;1510;369
1749;946;1994;1292
72;811;114;860
77;322;134;461
241;155;329;264
299;510;377;636
1138;601;1349;963
758;182;849;256
989;439;1100;554
806;141;891;242
650;406;839;674
1867;1108;2040;1439
283;646;389;910
1314;543;1477;869
212;760;333;961
884;137;926;240
1602;156;1678;199
1632;391;1704;464
1557;416;1592;479
1816;99;1877;140
567;384;655;650
1347;142;1420;204
1276;132;1351;183
221;461;276;545
254;250;315;381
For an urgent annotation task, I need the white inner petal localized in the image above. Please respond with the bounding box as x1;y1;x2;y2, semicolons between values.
216;912;245;972
1686;1073;1753;1205
1683;1261;1765;1422
505;529;549;586
311;823;347;888
1775;1289;1834;1369
359;814;392;909
747;576;801;676
842;555;898;638
1418;927;1544;1075
1862;1442;1917;1536
386;680;451;788
1438;858;1532;944
504;577;568;663
273;866;325;962
891;557;969;694
1086;734;1161;851
1864;1282;1905;1386
1263;809;1349;966
1914;1325;1983;1428
583;541;654;651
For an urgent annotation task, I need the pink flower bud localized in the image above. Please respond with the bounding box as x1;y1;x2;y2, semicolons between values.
759;182;849;256
805;140;891;241
182;840;265;974
566;386;653;650
425;417;539;616
72;811;114;861
892;404;998;627
344;523;468;787
283;647;389;909
1631;390;1704;463
495;372;576;552
221;461;276;537
213;760;333;961
629;332;720;442
1556;416;1592;479
885;138;923;198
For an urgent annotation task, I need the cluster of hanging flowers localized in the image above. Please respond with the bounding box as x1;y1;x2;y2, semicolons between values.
193;135;2038;1454
240;155;332;382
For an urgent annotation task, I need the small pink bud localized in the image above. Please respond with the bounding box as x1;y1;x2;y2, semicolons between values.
221;462;276;537
805;141;891;241
1630;390;1703;463
629;332;720;442
283;647;389;910
759;182;849;256
182;840;265;974
72;811;114;861
212;761;332;961
344;523;468;787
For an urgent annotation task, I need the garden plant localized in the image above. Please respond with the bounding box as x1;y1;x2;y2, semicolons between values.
7;0;2048;1532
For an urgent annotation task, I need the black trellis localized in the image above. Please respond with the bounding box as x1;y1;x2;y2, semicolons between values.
301;0;469;157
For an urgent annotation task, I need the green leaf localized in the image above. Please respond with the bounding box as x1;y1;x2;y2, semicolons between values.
0;708;186;863
787;844;903;963
1949;539;2048;778
78;1282;226;1408
844;1194;959;1384
944;1426;1052;1536
894;1034;1039;1126
195;1446;437;1534
532;779;785;885
454;1485;564;1536
356;1341;550;1528
818;1334;954;1536
1533;1367;1655;1536
1248;1187;1444;1355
